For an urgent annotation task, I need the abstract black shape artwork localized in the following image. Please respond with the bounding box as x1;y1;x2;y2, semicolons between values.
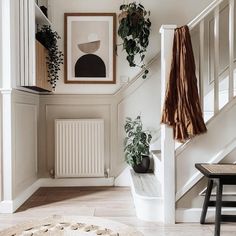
64;13;116;84
75;54;106;77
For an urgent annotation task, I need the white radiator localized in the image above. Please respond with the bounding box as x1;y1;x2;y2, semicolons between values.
55;119;105;178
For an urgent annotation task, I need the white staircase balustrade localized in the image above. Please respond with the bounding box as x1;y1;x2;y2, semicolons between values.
176;98;236;201
175;0;236;202
159;0;236;223
122;0;234;224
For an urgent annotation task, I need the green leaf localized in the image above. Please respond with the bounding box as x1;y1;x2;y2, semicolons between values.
148;134;152;143
118;2;151;76
138;3;144;9
120;4;125;10
36;25;63;89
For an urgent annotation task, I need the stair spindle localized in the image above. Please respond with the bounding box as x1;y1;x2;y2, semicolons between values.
229;0;235;100
199;20;205;111
214;6;220;114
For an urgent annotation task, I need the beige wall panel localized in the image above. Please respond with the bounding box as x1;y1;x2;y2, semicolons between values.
12;90;39;198
38;96;114;177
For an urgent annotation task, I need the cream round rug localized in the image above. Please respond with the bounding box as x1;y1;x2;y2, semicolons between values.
0;215;143;236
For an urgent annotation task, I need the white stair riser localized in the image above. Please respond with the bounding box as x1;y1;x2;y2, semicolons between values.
131;186;163;222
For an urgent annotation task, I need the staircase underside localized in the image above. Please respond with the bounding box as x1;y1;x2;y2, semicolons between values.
176;97;236;201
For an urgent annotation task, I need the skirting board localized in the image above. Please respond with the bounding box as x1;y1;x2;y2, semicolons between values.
0;179;41;213
0;200;14;214
40;177;114;187
13;179;41;212
0;177;114;213
176;208;236;223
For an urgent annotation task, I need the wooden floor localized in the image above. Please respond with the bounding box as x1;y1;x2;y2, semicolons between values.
0;187;236;235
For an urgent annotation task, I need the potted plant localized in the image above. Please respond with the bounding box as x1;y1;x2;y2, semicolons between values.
124;116;152;173
118;2;151;79
36;25;63;89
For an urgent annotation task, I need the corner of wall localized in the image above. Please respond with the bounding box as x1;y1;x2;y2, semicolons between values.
114;166;131;187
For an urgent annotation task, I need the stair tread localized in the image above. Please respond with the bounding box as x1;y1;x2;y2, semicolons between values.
130;169;162;198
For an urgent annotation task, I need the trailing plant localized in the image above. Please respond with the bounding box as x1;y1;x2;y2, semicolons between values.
124;116;152;166
36;25;63;89
118;2;151;79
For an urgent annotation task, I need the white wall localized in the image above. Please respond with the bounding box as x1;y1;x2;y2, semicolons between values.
49;0;214;94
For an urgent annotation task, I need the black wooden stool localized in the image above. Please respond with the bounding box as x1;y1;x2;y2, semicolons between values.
195;163;236;236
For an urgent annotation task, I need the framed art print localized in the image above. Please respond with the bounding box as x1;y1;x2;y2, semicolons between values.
64;13;116;84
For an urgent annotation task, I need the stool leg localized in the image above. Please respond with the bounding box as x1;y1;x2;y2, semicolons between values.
215;179;223;236
200;179;213;224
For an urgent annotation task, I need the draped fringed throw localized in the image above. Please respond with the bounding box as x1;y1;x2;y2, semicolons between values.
161;25;207;143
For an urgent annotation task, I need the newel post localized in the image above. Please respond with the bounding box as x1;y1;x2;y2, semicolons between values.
159;25;176;224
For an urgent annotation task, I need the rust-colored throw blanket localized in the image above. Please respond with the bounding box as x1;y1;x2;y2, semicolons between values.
161;25;207;143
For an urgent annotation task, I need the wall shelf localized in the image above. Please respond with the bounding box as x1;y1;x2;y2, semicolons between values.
19;1;53;92
35;3;52;26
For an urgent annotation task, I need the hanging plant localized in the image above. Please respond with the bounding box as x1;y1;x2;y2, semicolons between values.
36;25;63;89
118;2;151;79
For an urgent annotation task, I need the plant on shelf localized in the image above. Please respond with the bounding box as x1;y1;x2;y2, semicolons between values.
36;25;63;89
124;116;152;173
118;2;151;79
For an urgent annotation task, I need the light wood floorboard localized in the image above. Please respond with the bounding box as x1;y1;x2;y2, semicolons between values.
0;187;235;235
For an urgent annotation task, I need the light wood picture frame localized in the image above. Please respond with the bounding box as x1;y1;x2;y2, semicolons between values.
64;13;116;84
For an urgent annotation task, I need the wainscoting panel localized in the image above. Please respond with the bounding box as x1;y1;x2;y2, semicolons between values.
12;90;39;199
39;95;113;177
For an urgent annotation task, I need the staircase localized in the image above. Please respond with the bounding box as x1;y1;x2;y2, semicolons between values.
129;0;236;224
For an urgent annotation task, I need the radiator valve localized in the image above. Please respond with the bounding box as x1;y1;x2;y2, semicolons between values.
106;168;110;178
49;169;55;179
